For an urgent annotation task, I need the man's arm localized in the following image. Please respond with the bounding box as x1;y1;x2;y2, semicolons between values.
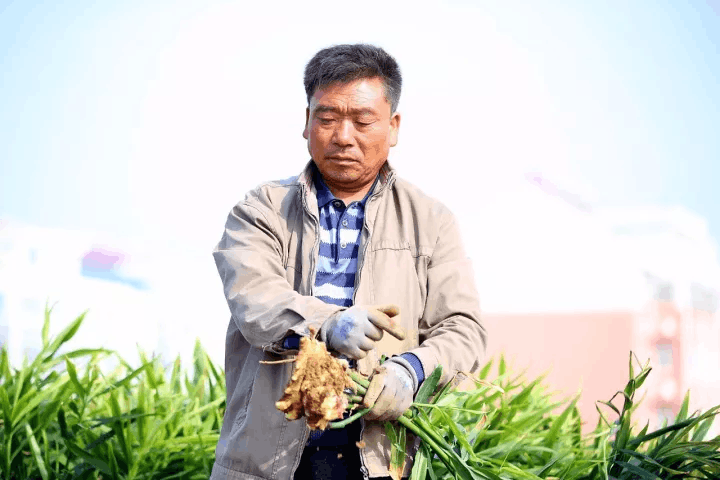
213;195;343;350
363;206;487;420
406;206;487;386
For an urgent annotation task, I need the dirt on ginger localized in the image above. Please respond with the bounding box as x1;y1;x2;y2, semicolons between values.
275;335;355;430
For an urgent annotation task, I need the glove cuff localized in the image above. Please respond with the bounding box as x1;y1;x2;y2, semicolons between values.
319;312;338;345
385;356;419;394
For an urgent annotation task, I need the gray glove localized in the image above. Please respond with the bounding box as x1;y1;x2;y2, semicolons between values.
320;305;398;359
362;359;416;421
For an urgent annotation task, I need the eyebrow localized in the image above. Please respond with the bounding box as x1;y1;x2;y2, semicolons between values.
313;106;378;116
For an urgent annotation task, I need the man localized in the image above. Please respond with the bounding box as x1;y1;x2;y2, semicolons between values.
210;44;486;480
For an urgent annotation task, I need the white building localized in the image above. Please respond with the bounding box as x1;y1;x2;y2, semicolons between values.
0;217;229;371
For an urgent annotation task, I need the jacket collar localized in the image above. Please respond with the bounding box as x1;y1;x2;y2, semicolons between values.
298;160;396;203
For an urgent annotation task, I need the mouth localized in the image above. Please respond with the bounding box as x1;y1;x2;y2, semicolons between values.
327;156;357;162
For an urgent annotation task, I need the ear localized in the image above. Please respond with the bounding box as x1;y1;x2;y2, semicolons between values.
388;112;401;147
302;107;310;139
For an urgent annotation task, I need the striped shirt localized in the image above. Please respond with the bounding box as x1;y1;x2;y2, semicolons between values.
312;165;373;307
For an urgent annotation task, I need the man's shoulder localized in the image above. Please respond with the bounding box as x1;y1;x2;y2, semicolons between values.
390;175;453;218
239;174;302;209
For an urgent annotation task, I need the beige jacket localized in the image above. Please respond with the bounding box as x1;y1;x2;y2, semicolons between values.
210;161;486;480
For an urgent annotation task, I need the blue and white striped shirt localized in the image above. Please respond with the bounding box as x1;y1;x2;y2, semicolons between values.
312;165;372;307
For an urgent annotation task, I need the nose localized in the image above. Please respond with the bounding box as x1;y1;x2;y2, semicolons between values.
331;119;356;147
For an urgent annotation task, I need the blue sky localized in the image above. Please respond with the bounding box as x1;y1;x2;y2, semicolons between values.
4;2;719;426
1;1;719;251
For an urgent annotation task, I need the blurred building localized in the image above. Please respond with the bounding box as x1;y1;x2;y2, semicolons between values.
478;174;720;434
0;217;156;367
601;207;720;433
0;217;228;372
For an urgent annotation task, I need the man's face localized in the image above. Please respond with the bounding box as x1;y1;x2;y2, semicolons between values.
303;77;400;194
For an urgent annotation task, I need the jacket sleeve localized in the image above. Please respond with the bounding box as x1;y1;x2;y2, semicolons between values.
406;207;488;385
212;193;344;351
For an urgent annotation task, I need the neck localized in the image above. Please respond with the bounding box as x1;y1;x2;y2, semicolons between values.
327;182;373;204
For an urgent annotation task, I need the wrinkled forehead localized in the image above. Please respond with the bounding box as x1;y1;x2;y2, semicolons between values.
309;77;391;113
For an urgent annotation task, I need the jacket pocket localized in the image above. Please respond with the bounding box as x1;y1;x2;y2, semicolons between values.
369;243;429;348
231;352;261;428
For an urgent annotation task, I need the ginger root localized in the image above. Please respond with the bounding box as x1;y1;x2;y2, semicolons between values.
275;336;355;430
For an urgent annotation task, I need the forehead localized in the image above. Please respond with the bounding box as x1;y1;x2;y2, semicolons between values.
310;77;390;113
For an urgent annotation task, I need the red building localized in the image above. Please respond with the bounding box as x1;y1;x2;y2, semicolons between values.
471;176;720;433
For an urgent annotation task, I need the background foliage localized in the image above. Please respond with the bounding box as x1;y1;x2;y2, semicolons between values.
1;308;718;479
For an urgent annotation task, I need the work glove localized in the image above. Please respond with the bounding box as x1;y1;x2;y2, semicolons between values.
320;305;400;360
362;358;417;421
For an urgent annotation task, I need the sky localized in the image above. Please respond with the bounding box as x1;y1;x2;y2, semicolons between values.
1;0;719;262
4;1;720;428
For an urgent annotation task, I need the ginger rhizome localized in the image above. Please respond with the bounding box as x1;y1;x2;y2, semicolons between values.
275;336;355;430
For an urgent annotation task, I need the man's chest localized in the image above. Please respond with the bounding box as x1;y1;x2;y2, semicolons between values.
312;201;366;306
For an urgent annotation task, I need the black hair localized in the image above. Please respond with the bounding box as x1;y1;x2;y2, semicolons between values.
304;44;402;113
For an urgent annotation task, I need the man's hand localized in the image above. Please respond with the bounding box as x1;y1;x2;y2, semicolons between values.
362;360;415;421
320;305;400;359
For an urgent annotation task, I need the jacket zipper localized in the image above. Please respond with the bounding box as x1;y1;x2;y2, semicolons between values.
352;216;371;304
354;176;393;480
309;221;320;298
289;183;320;479
358;417;370;480
299;184;321;297
352;180;390;303
290;424;312;479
